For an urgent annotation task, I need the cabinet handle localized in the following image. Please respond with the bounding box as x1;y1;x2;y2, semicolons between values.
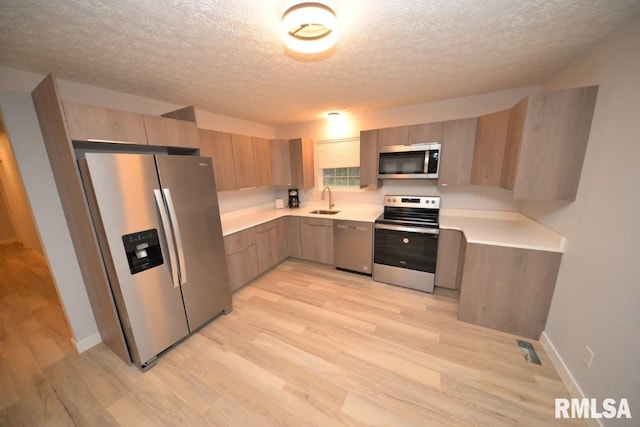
87;138;138;144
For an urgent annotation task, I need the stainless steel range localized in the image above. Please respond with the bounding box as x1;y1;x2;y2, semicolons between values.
373;195;440;293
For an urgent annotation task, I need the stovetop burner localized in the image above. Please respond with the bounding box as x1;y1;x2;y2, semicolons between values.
376;195;440;228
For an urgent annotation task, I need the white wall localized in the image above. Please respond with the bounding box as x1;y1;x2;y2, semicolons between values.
523;14;640;425
0;91;99;345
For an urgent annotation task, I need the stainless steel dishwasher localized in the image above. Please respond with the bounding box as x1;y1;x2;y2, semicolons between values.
334;220;373;275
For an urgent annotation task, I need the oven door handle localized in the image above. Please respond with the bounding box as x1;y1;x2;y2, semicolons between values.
374;223;439;235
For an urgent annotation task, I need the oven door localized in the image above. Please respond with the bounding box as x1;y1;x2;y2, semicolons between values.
374;224;439;273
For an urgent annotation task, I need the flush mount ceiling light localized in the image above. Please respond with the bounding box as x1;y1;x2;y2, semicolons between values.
281;2;337;54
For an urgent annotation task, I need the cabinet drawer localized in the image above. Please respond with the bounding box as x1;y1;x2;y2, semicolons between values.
223;228;257;255
226;245;258;292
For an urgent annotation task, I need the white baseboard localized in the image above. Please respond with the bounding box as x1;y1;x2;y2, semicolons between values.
540;332;603;427
72;332;102;353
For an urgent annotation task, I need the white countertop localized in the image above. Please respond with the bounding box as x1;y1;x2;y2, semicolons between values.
220;202;383;236
220;204;565;253
439;209;566;253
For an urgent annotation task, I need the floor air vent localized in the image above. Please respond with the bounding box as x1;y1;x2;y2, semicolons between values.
517;340;541;365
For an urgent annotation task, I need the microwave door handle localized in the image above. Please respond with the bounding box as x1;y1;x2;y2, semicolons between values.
153;189;180;288
163;188;187;286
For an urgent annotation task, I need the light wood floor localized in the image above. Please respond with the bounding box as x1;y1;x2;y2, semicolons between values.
0;243;584;426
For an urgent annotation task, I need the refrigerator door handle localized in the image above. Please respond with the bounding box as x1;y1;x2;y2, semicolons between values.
153;189;180;288
163;188;187;286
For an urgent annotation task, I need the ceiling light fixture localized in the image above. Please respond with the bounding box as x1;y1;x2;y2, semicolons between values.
281;2;337;54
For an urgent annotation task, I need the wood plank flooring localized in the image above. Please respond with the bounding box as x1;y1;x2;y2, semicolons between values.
0;243;583;426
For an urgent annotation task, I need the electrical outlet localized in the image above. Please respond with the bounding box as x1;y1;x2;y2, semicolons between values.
583;345;594;369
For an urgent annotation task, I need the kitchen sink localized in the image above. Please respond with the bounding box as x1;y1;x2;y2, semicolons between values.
309;209;340;215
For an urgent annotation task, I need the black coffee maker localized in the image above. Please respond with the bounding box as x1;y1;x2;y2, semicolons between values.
288;188;300;208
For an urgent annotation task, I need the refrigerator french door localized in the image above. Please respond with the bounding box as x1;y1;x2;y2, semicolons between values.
80;153;232;370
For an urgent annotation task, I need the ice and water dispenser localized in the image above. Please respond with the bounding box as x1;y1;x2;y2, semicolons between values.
122;229;164;275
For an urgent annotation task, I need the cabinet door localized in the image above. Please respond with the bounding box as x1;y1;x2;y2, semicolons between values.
458;243;561;339
438;118;478;187
471;109;510;186
511;86;598;201
143;115;199;149
377;126;408;147
62;101;147;144
359;130;379;189
198;129;238;191
301;218;334;265
286;216;302;259
434;229;463;289
231;134;257;189
407;122;443;144
223;229;258;292
226;246;259;292
253;137;273;187
275;217;287;263
255;221;279;274
270;139;293;186
500;98;528;189
290;138;315;189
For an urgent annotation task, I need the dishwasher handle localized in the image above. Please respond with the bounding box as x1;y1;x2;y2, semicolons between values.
336;223;369;232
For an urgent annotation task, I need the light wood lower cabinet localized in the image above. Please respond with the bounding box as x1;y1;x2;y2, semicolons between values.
225;219;288;291
434;229;464;290
457;243;562;339
286;216;302;259
223;228;258;292
255;219;286;274
300;217;334;265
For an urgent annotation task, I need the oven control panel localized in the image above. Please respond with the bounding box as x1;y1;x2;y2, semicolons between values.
384;195;440;209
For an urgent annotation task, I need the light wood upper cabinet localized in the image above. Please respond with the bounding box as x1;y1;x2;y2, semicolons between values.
143;115;199;149
503;86;599;201
438;118;478;187
252;137;273;187
359;129;379;189
470;109;510;186
290;138;315;189
62;101;147;144
270;139;292;186
377;126;408;147
407;122;443;144
231;133;257;189
198;129;238;191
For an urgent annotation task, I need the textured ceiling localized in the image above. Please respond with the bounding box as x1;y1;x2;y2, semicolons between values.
1;0;639;126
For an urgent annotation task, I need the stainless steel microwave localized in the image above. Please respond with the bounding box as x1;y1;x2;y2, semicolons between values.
378;143;441;179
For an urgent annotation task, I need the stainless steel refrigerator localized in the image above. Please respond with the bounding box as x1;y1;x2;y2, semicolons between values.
79;153;232;370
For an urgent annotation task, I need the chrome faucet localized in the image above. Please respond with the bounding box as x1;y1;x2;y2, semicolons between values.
321;186;335;209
